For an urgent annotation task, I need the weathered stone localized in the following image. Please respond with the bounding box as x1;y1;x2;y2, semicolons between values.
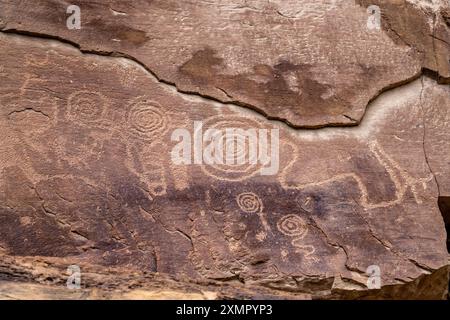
0;0;449;300
0;0;449;127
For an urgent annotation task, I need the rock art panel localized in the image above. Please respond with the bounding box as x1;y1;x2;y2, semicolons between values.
0;1;449;300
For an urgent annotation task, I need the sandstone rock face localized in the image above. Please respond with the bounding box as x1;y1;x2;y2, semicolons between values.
1;0;449;127
0;0;449;300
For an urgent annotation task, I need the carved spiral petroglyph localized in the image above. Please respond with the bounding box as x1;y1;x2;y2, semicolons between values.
277;214;314;259
277;214;308;238
236;192;271;233
201;116;264;181
236;192;263;214
67;91;106;122
126;97;168;141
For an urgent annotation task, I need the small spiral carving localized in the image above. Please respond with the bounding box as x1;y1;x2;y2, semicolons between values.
236;192;263;214
277;214;307;238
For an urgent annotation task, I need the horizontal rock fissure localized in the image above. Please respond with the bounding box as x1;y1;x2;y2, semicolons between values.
0;28;444;132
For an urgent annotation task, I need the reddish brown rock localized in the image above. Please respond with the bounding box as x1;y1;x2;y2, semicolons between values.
0;0;448;127
0;1;449;300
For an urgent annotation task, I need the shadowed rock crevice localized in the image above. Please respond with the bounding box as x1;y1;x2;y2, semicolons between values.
438;197;450;253
0;28;444;131
437;196;450;299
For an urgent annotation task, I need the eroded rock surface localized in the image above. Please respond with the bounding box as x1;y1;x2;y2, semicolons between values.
0;0;449;299
1;0;449;127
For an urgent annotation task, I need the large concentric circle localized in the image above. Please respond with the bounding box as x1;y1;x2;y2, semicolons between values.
126;98;168;141
67;91;106;122
201;116;266;181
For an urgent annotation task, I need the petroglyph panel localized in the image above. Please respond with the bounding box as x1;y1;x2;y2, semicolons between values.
0;1;449;300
